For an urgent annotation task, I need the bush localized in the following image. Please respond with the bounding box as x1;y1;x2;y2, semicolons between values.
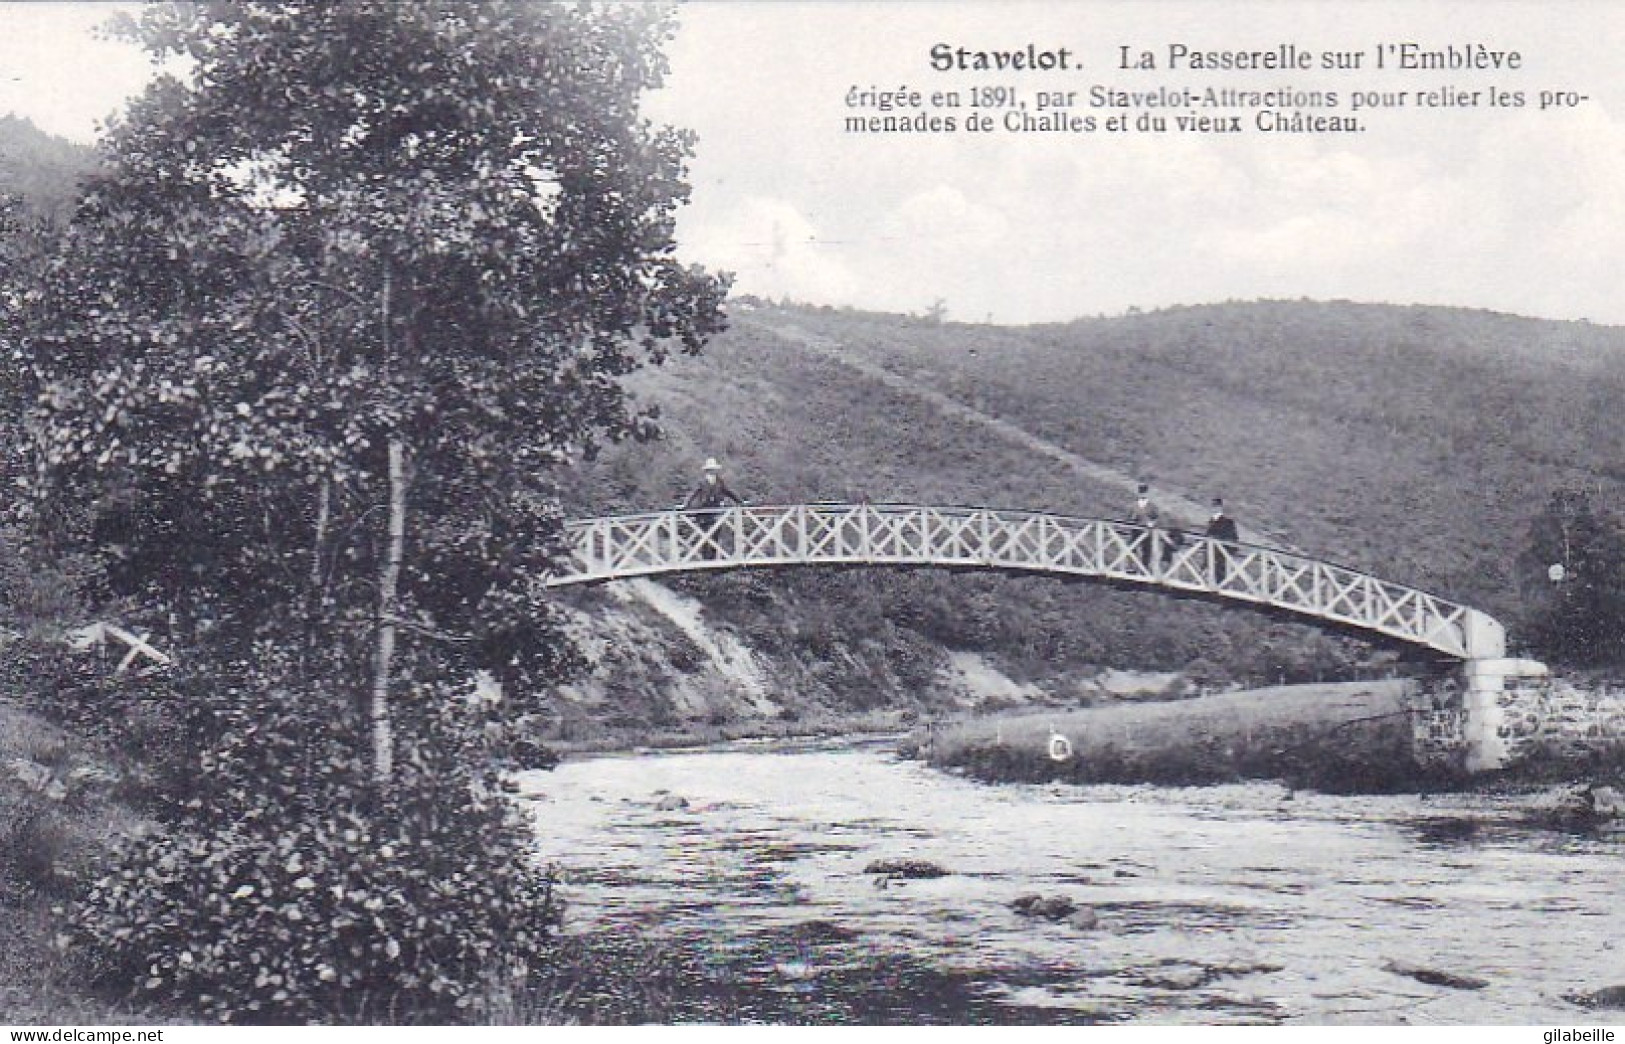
69;675;563;1024
6;639;179;747
1;800;76;903
1517;489;1625;666
72;791;559;1023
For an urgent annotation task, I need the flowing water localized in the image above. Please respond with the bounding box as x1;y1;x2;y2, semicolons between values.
519;738;1625;1025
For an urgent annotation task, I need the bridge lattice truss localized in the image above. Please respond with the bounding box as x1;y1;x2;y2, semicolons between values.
546;504;1506;660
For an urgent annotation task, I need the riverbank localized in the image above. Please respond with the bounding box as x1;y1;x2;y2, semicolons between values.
913;680;1625;797
917;681;1451;792
9;677;1623;1025
523;741;1625;1024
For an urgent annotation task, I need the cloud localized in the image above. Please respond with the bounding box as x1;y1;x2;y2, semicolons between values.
0;4;152;142
10;1;1625;325
652;2;1625;325
681;196;860;304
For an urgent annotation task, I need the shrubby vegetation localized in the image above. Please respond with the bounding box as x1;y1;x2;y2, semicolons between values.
3;1;724;1024
1517;488;1625;666
68;670;561;1023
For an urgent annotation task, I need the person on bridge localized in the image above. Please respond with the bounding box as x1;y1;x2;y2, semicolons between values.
1206;496;1240;583
1132;482;1161;571
683;457;745;559
1132;483;1160;526
1205;497;1239;542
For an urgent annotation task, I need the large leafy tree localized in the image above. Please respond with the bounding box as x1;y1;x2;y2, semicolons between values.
20;1;727;775
14;2;727;1019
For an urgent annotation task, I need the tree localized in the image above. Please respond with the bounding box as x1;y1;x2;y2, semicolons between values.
21;0;727;774
1517;488;1625;665
16;1;727;1020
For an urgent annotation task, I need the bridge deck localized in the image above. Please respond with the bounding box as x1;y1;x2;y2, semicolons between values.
545;503;1505;660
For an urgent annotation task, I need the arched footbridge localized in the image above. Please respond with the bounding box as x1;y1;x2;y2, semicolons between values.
545;503;1507;661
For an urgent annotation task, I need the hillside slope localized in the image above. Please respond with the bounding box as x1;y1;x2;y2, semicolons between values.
0;116;97;220
752;301;1625;614
543;298;1625;739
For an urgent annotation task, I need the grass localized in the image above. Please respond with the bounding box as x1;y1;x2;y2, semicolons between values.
563;297;1623;697
546;706;917;756
480;936;709;1025
477;923;1109;1026
916;680;1464;792
0;699;171;1025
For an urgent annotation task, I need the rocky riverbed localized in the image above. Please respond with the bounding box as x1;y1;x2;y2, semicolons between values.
520;737;1625;1025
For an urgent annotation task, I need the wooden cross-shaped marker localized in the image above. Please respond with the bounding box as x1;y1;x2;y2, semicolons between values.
99;623;173;673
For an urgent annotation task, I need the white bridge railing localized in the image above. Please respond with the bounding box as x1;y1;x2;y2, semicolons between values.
546;503;1506;660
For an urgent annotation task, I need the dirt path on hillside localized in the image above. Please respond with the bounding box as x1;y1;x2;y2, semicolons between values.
753;318;1284;547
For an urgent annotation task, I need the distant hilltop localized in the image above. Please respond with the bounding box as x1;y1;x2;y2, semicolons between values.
0;114;99;220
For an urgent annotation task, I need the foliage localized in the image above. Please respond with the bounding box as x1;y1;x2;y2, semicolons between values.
0;117;98;225
67;660;561;1023
0;800;74;904
1517;488;1625;665
18;1;726;700
487;934;698;1025
9;1;726;1023
73;793;561;1023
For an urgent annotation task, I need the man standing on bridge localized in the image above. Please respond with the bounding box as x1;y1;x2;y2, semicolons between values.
1206;496;1240;583
684;457;745;560
1132;482;1161;571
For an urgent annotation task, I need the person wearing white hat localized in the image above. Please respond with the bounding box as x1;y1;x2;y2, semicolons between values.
683;457;745;559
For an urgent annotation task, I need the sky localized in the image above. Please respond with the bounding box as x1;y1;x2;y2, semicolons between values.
3;1;1622;326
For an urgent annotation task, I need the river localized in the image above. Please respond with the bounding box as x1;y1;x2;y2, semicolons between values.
518;738;1625;1025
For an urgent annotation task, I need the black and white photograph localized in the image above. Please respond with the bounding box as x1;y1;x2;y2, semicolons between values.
2;0;1624;1032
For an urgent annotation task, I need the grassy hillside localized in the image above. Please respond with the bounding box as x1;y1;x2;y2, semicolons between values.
0;116;97;220
756;302;1625;610
548;295;1625;727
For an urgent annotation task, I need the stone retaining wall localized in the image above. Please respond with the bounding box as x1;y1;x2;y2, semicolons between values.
1411;672;1467;768
1535;677;1625;760
1411;669;1625;770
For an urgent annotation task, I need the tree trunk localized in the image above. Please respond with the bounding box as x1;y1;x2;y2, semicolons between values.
297;477;333;685
371;439;407;784
311;477;330;588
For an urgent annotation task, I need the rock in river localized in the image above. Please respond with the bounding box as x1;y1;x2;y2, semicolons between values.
1382;959;1489;990
1011;893;1076;921
863;858;948;879
1567;984;1625;1009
